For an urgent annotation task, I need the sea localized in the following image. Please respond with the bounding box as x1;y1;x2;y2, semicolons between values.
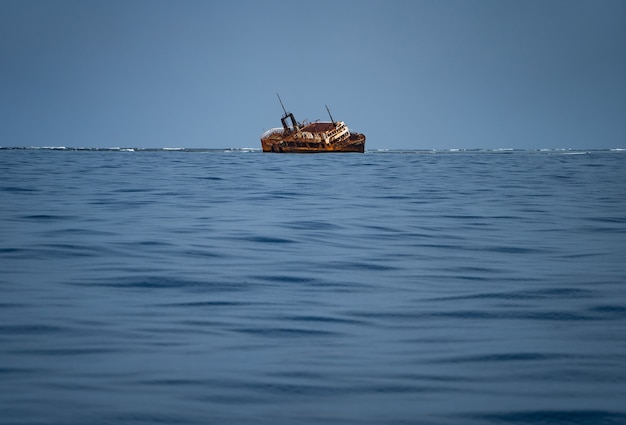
1;147;625;425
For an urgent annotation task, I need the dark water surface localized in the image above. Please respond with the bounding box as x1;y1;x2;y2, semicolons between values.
1;149;625;424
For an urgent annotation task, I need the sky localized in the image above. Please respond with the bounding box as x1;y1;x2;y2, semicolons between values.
1;0;625;150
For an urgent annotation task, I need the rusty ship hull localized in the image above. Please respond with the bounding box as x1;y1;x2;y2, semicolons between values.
261;123;366;153
260;97;366;153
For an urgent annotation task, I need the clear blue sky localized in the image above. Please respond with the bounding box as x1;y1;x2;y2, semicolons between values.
1;0;625;150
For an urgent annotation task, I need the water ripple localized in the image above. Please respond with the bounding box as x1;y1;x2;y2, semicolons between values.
465;410;626;425
1;150;625;425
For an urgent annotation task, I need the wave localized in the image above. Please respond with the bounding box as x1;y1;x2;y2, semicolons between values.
1;146;624;154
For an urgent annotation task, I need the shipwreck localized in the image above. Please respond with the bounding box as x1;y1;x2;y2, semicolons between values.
260;95;366;153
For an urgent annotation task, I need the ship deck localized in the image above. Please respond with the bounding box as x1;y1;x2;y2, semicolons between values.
301;122;335;133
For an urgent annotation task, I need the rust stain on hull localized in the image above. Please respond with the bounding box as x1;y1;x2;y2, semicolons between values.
260;95;366;153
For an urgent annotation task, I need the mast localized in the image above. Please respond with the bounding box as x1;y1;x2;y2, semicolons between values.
325;104;336;125
277;93;288;116
276;93;299;133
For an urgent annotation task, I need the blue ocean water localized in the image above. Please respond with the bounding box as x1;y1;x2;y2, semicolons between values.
1;148;625;425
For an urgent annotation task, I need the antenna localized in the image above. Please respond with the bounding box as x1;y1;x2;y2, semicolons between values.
277;93;288;116
325;104;335;124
